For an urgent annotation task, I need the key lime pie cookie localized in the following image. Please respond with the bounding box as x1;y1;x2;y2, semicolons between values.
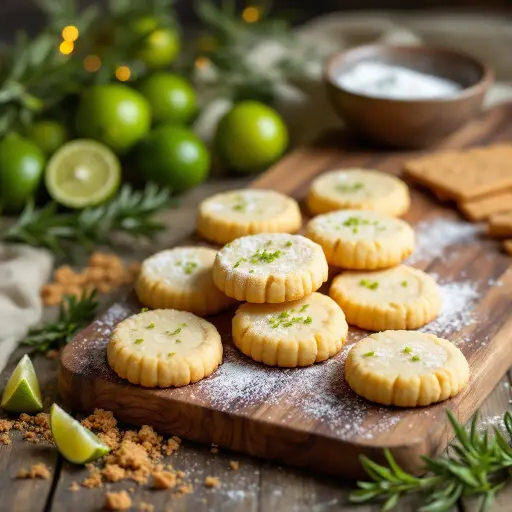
305;209;414;269
232;293;348;367
107;309;222;387
136;247;234;316
345;331;470;407
329;265;441;331
197;189;302;245
307;169;410;217
212;233;328;303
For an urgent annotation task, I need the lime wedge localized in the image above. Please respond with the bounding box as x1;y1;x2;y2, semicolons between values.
1;354;43;413
50;403;111;464
45;139;121;209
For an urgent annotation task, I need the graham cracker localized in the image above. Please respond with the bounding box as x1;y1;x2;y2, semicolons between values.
503;240;512;256
404;144;512;202
488;212;512;237
459;191;512;221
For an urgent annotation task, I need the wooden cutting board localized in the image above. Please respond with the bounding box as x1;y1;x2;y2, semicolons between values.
59;104;512;479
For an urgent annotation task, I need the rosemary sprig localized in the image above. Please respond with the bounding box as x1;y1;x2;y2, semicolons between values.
22;289;99;353
350;410;512;512
0;183;172;254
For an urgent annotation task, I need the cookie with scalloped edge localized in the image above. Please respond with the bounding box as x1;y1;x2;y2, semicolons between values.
212;233;328;303
329;265;441;331
345;330;470;407
305;209;414;269
307;168;410;217
107;309;222;388
197;189;302;245
136;247;235;316
232;292;348;367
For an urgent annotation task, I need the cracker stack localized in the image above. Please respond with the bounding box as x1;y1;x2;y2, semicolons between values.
404;144;512;255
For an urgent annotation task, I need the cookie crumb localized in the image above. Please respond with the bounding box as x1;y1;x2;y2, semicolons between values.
204;476;220;488
17;463;50;479
69;481;80;492
228;460;239;471
0;419;13;433
105;490;132;510
178;484;193;494
140;504;154;512
0;433;11;445
152;470;177;489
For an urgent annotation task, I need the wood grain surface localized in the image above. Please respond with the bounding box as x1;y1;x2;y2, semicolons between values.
59;104;512;480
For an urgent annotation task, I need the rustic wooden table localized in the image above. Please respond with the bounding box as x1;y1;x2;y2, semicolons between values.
1;180;511;512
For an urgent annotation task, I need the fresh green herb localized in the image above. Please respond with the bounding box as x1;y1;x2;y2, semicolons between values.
183;261;198;275
403;346;412;354
134;338;144;345
363;351;375;357
22;289;99;353
351;410;512;512
1;184;172;255
168;352;176;358
141;307;149;313
299;304;310;313
234;257;247;268
401;280;408;287
360;279;379;290
285;241;292;247
411;355;421;362
250;249;282;264
336;182;364;193
146;322;155;329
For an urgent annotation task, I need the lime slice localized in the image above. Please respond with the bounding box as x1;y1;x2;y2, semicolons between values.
1;354;43;413
45;139;121;209
50;403;111;464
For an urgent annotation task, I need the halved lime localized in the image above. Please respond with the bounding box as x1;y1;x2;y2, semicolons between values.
50;403;111;464
45;139;121;209
1;354;43;413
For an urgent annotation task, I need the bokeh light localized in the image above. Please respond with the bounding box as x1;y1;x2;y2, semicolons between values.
242;7;260;23
62;25;79;42
83;55;102;72
59;41;74;55
115;66;131;82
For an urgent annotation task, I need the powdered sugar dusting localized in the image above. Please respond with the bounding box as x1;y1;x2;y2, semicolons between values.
407;218;480;264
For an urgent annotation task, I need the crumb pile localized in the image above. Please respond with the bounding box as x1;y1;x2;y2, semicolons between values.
0;413;52;444
41;252;141;306
17;463;51;479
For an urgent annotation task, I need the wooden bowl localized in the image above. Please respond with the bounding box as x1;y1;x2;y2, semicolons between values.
324;45;493;148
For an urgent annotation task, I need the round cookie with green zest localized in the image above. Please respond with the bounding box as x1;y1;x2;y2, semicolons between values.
329;265;441;331
307;168;410;217
197;189;302;245
232;292;347;367
305;209;414;269
212;233;328;303
345;330;470;407
136;246;235;316
107;309;222;388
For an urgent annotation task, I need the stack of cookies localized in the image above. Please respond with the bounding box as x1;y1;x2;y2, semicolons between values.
106;172;469;409
404;144;512;255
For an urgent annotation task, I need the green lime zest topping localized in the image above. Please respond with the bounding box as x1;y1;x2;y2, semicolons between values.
304;316;312;324
268;310;312;329
403;346;412;354
183;261;198;275
336;181;364;193
250;249;282;264
285;241;292;247
363;351;375;357
134;338;144;344
234;257;247;268
175;339;182;344
140;307;149;313
340;216;381;234
232;195;248;212
249;269;254;273
411;355;421;362
168;352;176;358
146;322;155;329
359;279;379;290
401;281;408;287
299;304;310;313
166;327;181;336
265;240;272;247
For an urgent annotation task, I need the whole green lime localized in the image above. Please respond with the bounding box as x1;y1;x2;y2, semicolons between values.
75;84;151;154
0;134;45;212
139;72;197;125
135;125;209;193
27;120;68;156
215;100;288;173
132;17;180;69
